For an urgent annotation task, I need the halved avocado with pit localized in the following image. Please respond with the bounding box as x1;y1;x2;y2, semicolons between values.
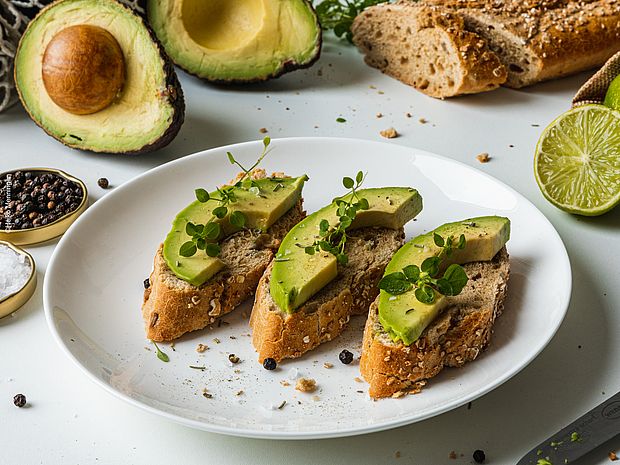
14;0;184;154
146;0;322;83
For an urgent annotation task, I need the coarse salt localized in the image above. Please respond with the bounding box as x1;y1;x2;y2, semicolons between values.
0;243;31;300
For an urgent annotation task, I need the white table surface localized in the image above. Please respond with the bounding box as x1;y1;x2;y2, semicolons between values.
1;35;619;465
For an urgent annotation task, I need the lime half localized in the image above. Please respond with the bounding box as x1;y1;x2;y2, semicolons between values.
534;104;620;216
604;74;620;110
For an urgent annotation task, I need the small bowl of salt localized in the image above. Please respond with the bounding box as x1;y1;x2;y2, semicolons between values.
0;240;36;318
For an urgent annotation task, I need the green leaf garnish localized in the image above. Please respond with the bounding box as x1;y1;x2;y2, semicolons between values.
378;272;411;295
195;188;210;203
205;243;221;257
414;285;435;304
179;241;197;257
314;0;390;43
336;117;346;123
152;341;169;362
230;210;247;228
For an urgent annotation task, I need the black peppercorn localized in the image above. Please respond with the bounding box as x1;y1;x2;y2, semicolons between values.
97;178;110;189
13;394;26;408
339;349;354;364
263;358;277;370
143;278;150;289
473;450;485;463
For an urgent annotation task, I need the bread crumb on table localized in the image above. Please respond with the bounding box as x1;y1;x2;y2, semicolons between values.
354;377;363;383
395;451;401;459
380;127;398;139
280;380;290;387
259;127;268;134
405;112;412;118
295;377;317;393
323;362;333;369
419;118;428;124
196;343;208;353
376;112;383;118
449;451;457;460
609;451;618;461
476;153;491;163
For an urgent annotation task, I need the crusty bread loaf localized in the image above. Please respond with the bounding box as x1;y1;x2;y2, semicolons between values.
352;0;620;95
360;247;509;398
351;3;507;98
142;200;305;342
250;227;406;362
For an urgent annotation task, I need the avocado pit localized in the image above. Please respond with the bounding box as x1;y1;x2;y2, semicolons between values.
42;24;125;115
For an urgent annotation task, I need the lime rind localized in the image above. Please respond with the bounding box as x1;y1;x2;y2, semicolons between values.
534;104;620;216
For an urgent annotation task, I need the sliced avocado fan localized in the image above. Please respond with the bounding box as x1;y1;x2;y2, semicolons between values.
271;187;423;313
378;216;510;346
164;175;307;287
14;0;184;154
147;0;322;83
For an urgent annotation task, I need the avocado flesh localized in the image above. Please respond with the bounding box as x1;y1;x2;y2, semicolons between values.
14;0;184;154
379;216;511;345
271;187;423;313
163;176;307;287
147;0;321;82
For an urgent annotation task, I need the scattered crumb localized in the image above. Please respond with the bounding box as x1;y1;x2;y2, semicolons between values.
380;127;398;139
609;451;618;461
531;123;540;127
277;400;287;410
312;395;320;402
228;354;240;364
317;68;323;76
354;377;363;383
376;112;383;118
323;362;333;369
369;85;376;89
378;90;385;95
144;346;151;352
213;338;221;344
395;451;401;459
202;388;213;399
196;344;208;353
169;342;175;351
229;335;236;340
259;128;268;134
476;153;491;163
419;118;428;124
236;390;244;396
391;391;405;398
509;144;514;148
295;377;317;393
280;380;291;387
405;112;412;118
449;451;457;460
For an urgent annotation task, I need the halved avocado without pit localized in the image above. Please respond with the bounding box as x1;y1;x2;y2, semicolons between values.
146;0;322;83
14;0;184;154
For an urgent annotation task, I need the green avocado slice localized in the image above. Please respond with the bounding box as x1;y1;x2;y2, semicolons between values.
270;187;423;313
163;176;307;287
378;216;510;345
147;0;321;83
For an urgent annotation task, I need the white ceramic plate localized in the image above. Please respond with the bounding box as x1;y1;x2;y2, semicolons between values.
44;137;571;439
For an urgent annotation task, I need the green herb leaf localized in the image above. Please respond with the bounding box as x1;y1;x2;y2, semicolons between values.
230;210;247;228
343;176;354;189
204;222;221;240
152;341;169;362
443;264;468;295
433;233;445;247
414;285;435;304
186;222;198;236
195;188;210;203
336;253;348;265
378;272;412;295
314;0;389;43
179;241;197;257
357;197;369;210
304;246;316;255
356;170;364;184
436;278;453;296
457;234;466;249
213;206;228;219
421;256;441;277
402;264;420;282
205;243;221;257
336;117;346;123
263;136;271;147
196;238;206;250
319;219;330;236
227;151;235;165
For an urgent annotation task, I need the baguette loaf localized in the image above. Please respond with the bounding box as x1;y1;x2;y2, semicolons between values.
250;227;406;362
360;247;509;398
142;199;305;342
351;3;507;98
352;0;620;96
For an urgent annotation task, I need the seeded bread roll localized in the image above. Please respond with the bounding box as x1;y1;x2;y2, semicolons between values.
351;3;507;98
142;172;305;342
250;227;406;362
360;247;509;398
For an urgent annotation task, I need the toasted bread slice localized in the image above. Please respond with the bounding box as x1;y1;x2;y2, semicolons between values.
250;227;406;362
360;247;509;398
142;199;305;342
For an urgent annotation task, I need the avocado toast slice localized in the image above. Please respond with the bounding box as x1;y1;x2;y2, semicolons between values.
360;217;511;398
143;169;307;341
250;184;423;362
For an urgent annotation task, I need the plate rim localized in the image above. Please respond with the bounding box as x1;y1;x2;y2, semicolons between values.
43;136;572;440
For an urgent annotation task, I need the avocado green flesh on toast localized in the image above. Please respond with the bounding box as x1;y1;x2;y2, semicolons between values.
163;176;307;287
270;187;423;313
379;216;510;345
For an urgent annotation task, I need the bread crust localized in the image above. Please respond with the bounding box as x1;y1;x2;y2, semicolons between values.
250;228;406;362
351;3;507;98
360;247;510;398
142;200;305;342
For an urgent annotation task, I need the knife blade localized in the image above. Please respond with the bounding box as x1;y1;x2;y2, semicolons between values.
517;391;620;465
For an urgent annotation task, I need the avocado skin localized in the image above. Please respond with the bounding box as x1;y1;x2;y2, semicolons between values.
146;0;322;85
378;216;511;345
14;0;184;155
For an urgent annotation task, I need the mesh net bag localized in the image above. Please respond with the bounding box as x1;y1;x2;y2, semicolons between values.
0;2;28;113
572;50;620;107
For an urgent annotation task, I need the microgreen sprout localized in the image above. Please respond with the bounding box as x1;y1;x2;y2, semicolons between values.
179;137;271;258
378;233;468;304
301;171;369;265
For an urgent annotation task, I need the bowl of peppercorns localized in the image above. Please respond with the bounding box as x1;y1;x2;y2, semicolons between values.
0;168;88;245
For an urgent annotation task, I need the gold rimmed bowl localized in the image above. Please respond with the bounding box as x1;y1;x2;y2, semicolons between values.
0;240;37;318
0;168;88;245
